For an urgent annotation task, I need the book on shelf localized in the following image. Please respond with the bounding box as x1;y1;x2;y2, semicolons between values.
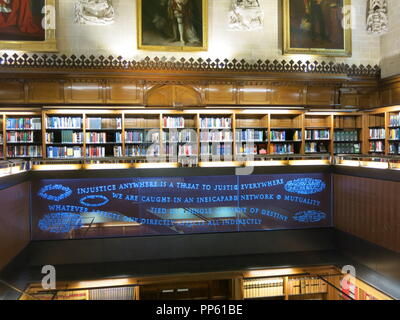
47;146;82;159
200;130;233;142
270;130;286;141
236;129;265;142
369;141;384;152
389;128;400;140
126;145;147;157
305;142;328;153
389;143;400;155
334;130;358;142
46;131;83;144
85;117;122;130
389;113;400;127
236;144;258;155
47;117;82;129
86;146;105;158
305;129;330;140
163;116;185;128
200;117;231;129
7;145;42;158
114;146;122;157
7;118;41;130
243;278;284;299
287;277;327;295
200;144;232;156
6;131;34;143
125;131;145;143
85;132;120;144
334;143;361;154
369;128;385;139
178;144;197;156
0;134;3;144
269;143;294;154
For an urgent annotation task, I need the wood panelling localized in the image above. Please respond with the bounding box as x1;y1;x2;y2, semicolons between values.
146;85;200;107
271;85;305;105
204;84;236;105
106;81;143;104
65;81;104;104
239;84;272;105
307;86;336;106
28;81;64;104
334;174;400;253
0;81;25;103
0;182;30;270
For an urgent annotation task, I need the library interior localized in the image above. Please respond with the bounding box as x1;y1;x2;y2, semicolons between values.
0;0;400;301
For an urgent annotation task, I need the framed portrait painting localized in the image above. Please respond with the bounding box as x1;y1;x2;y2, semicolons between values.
137;0;208;52
0;0;57;52
283;0;352;57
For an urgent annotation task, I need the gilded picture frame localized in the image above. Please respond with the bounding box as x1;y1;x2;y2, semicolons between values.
0;0;57;52
283;0;352;57
137;0;208;52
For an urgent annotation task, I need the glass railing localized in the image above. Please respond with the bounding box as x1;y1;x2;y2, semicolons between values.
0;160;30;178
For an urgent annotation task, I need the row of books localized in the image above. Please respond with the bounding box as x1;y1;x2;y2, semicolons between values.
85;132;122;144
163;130;197;143
305;129;330;140
270;143;294;154
6;131;35;143
46;131;83;144
47;117;83;129
163;116;186;128
85;146;123;158
200;144;232;156
0;134;2;144
200;117;232;129
6;118;41;130
334;143;361;154
47;146;82;158
270;130;302;142
305;142;328;153
369;128;386;139
287;277;327;295
125;131;160;143
369;141;384;152
7;146;42;158
389;143;400;154
389;113;400;127
236;145;258;155
243;278;284;299
334;130;359;142
166;145;198;156
85;118;122;130
125;145;161;157
236;130;265;142
89;287;134;301
389;128;400;140
200;130;233;142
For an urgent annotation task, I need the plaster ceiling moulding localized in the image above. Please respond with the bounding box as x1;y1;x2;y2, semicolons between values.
228;0;264;31
366;0;388;35
75;0;115;25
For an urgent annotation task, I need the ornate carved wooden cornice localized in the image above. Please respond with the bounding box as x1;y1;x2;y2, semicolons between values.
0;53;381;78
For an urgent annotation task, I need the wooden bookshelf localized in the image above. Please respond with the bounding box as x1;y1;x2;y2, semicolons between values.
4;112;43;159
304;113;333;155
235;113;268;159
269;113;303;155
20;265;394;301
2;106;400;162
333;114;363;155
